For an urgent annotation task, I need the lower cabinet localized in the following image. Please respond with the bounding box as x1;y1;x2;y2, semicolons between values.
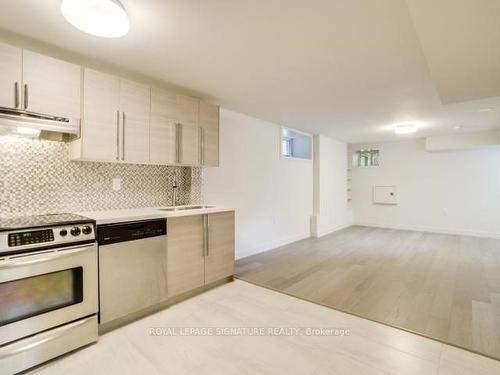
167;211;235;298
166;215;205;297
205;212;235;284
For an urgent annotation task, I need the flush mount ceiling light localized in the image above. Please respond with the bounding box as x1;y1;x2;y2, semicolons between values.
61;0;130;38
394;124;417;135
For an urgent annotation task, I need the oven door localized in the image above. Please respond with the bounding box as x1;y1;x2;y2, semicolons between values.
0;243;98;346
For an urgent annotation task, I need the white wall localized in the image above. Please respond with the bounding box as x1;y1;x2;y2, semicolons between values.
203;109;313;259
349;138;500;237
311;135;353;237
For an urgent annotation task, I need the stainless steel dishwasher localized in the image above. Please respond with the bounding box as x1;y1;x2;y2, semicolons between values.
97;219;167;327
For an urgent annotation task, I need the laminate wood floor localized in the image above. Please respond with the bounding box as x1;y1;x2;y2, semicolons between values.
236;226;500;360
30;281;500;375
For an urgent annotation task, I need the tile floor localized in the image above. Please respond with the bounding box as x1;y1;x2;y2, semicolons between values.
29;280;500;375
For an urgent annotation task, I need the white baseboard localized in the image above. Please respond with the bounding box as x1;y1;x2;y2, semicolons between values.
354;221;500;239
235;232;311;260
312;223;353;238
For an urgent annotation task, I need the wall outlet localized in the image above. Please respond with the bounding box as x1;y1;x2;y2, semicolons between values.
112;178;122;191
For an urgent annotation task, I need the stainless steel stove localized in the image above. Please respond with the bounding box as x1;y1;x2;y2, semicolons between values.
0;213;98;375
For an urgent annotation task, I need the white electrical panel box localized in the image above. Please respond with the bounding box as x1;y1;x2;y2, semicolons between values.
373;185;398;205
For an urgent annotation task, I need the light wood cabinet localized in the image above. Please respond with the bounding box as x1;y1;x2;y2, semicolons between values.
0;41;219;167
176;95;199;165
199;102;220;167
167;212;235;298
78;69;120;161
178;122;200;165
0;43;80;119
22;50;81;119
0;42;22;109
120;80;150;163
167;215;206;297
72;69;150;163
150;88;177;164
150;90;201;166
205;211;235;284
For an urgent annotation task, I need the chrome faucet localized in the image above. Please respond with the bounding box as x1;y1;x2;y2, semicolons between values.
172;172;178;206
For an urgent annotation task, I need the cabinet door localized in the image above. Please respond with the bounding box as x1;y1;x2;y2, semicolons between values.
120;79;150;163
176;95;199;165
82;69;120;161
205;211;235;284
22;50;81;119
150;88;177;164
199;102;219;167
167;215;205;297
179;123;199;165
0;43;22;109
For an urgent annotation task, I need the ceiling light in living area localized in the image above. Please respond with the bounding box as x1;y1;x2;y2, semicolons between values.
61;0;130;38
394;124;418;135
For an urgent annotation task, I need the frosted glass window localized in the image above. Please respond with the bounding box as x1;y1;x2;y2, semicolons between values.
281;128;312;160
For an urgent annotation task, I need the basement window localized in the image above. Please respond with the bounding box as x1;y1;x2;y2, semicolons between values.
281;127;312;160
354;149;379;167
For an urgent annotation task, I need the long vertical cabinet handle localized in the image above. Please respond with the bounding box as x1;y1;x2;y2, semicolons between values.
199;127;205;166
23;84;28;110
116;111;120;160
203;215;208;257
14;82;19;108
122;112;126;161
206;214;210;257
176;123;181;164
175;123;179;163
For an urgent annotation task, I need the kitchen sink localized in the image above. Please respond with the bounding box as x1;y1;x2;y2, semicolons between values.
158;205;214;212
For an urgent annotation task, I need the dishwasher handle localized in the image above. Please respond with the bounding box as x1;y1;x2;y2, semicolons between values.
97;219;166;246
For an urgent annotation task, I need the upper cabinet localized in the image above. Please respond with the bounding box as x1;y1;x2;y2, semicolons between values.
0;43;81;120
150;90;208;167
150;88;177;164
0;41;219;167
78;69;120;161
71;69;150;163
176;95;200;166
199;102;219;167
119;80;150;163
22;50;81;119
0;43;22;109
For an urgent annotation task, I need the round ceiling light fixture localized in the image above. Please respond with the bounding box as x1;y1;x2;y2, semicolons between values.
61;0;130;38
394;124;418;135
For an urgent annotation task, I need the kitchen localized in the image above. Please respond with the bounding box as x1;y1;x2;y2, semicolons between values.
0;2;235;372
1;1;500;374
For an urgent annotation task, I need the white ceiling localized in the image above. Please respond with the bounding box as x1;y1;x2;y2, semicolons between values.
0;0;499;143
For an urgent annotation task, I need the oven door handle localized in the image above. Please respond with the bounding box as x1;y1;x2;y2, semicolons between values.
0;245;93;269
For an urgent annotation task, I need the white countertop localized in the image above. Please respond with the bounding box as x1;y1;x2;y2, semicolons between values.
78;205;234;225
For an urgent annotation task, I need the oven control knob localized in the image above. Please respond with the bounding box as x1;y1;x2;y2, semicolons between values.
70;227;81;236
82;226;92;235
59;229;68;237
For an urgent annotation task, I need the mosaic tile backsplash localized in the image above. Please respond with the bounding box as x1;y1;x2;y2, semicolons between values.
0;136;202;218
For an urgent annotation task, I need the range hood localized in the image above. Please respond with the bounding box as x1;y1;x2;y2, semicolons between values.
0;107;80;142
